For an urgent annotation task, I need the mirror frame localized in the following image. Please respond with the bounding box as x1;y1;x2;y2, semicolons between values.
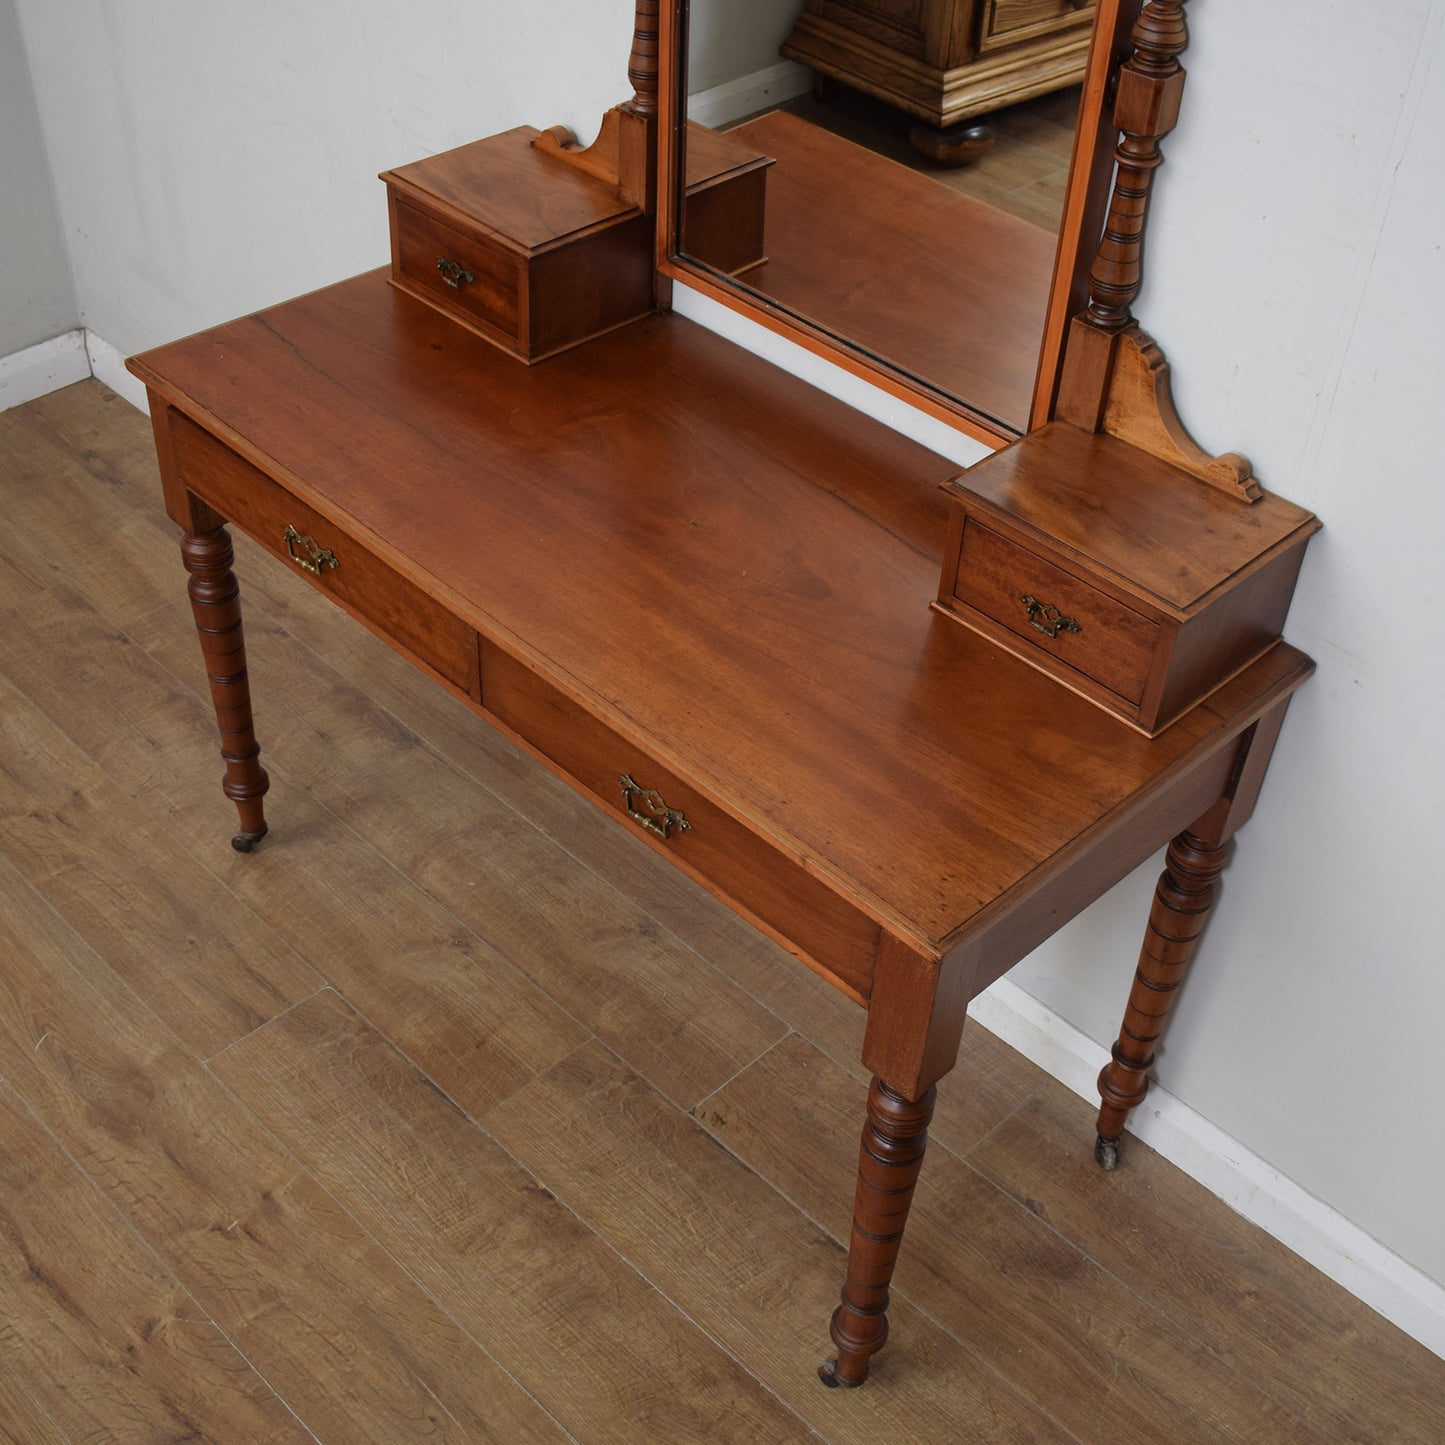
653;0;1145;445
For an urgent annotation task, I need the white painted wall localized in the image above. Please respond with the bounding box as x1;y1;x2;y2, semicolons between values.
11;0;638;358
0;0;77;354
8;0;1444;1323
688;0;803;94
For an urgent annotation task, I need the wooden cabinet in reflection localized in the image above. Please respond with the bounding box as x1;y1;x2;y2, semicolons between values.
782;0;1096;161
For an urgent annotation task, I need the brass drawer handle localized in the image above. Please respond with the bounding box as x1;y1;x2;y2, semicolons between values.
619;774;692;841
436;256;475;290
283;524;340;576
1021;594;1081;639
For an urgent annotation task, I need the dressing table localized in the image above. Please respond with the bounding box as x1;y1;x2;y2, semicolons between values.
130;0;1317;1389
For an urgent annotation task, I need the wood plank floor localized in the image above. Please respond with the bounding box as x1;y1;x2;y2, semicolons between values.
1;379;1441;1440
775;84;1081;232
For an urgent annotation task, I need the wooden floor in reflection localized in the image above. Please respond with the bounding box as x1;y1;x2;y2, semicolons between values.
784;83;1081;232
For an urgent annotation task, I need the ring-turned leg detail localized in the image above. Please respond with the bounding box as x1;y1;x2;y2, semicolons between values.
180;525;270;850
1096;828;1230;1165
820;1076;936;1388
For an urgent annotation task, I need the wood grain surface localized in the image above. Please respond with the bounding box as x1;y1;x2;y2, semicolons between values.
129;276;1310;957
1;380;1438;1438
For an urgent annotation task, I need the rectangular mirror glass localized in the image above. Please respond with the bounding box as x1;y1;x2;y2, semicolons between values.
669;1;1123;437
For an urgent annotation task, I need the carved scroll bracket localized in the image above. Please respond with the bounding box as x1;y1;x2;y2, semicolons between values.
530;0;659;212
1058;0;1262;504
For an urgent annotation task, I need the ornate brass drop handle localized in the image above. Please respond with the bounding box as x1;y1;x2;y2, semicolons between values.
1021;594;1081;640
619;774;692;841
283;524;340;577
436;257;475;290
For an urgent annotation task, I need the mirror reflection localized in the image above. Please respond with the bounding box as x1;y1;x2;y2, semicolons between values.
677;1;1093;432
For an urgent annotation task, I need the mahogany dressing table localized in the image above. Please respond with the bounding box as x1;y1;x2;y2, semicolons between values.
129;0;1317;1389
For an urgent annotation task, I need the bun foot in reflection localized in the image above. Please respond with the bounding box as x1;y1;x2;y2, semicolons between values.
909;120;994;166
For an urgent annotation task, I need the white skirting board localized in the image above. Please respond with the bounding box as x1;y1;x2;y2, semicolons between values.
974;977;1445;1359
0;329;147;415
0;330;89;412
688;60;812;130
6;325;1442;1359
85;330;149;412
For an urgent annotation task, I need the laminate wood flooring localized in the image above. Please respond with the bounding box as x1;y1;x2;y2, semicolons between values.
777;84;1081;233
1;379;1441;1440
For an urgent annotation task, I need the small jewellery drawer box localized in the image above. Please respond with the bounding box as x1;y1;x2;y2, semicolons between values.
382;124;770;364
935;423;1319;735
382;127;655;363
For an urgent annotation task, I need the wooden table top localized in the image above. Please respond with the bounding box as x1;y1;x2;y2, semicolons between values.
132;271;1309;962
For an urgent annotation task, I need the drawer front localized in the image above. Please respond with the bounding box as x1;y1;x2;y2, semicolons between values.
392;197;522;344
983;0;1093;49
169;411;480;699
951;516;1157;704
480;642;881;999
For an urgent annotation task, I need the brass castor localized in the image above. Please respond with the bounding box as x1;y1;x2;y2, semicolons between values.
1094;1133;1121;1171
817;1358;865;1389
231;828;268;853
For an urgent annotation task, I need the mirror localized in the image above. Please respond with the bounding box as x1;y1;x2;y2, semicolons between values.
662;1;1138;439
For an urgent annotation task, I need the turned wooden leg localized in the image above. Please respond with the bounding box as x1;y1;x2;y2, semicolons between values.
819;1077;936;1388
180;524;270;851
1095;828;1230;1168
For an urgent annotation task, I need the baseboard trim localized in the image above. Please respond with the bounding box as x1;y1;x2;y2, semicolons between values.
973;977;1445;1359
0;330;90;413
688;60;812;129
85;331;148;412
1;329;149;414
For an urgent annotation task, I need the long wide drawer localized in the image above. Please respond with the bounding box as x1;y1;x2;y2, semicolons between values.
480;640;882;1000
168;410;480;699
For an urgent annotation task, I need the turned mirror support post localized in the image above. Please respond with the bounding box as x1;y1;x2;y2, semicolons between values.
1057;0;1263;501
531;0;659;212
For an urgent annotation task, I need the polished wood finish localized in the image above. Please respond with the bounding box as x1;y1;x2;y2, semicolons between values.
480;637;882;998
937;0;1317;750
1094;826;1229;1165
178;520;270;850
6;383;1436;1435
170;409;482;701
385;119;766;360
1030;0;1142;426
382;126;656;361
108;0;1314;1387
822;1077;937;1387
937;421;1319;732
128;273;1315;1382
1055;0;1260;499
1080;0;1185;333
